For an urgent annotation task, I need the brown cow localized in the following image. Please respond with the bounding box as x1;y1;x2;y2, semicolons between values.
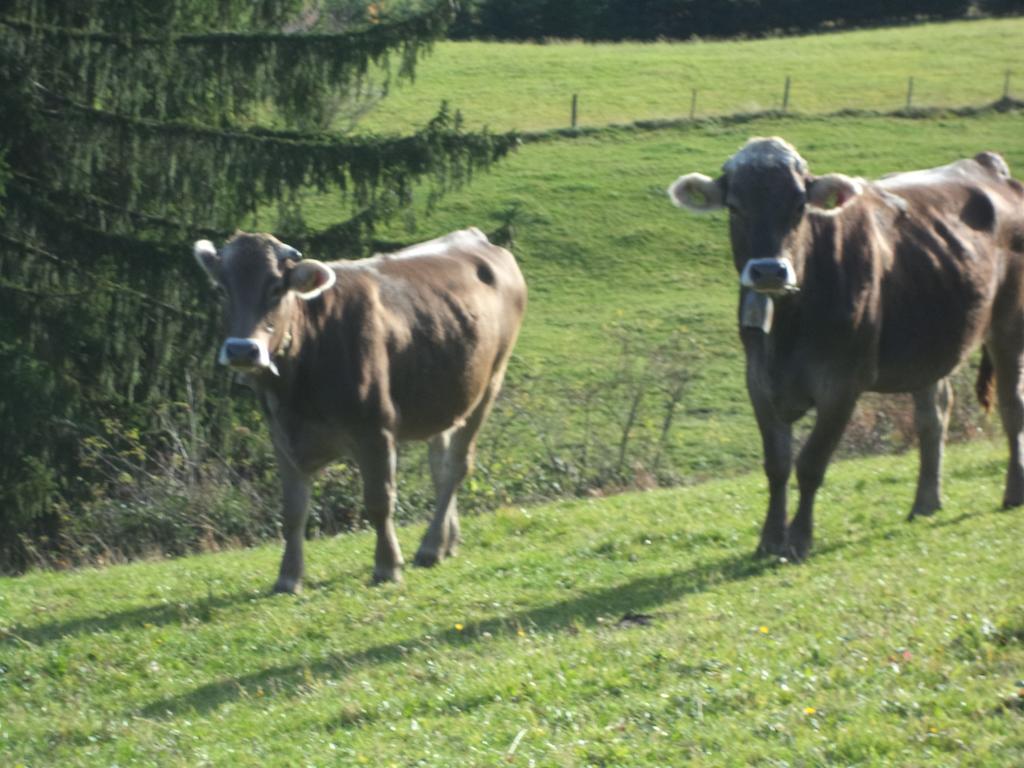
668;137;1024;561
194;228;526;591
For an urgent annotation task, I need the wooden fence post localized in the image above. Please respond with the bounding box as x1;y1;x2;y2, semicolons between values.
906;77;914;110
690;88;697;120
1004;71;1012;100
571;93;578;128
782;76;791;113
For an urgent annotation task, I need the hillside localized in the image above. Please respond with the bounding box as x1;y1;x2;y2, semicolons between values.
3;441;1022;765
339;110;1024;508
6;17;1023;569
357;18;1024;134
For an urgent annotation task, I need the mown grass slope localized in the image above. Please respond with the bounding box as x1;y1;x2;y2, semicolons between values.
358;18;1024;134
292;111;1024;506
3;441;1023;766
254;18;1024;510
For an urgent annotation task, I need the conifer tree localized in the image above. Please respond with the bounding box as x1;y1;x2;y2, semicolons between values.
0;0;517;568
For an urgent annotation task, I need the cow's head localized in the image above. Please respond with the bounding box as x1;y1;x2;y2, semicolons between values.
668;137;864;295
194;232;336;375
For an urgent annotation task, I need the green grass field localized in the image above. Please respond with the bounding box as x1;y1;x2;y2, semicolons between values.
3;441;1023;765
267;18;1024;508
359;18;1024;134
7;19;1024;765
342;110;1024;507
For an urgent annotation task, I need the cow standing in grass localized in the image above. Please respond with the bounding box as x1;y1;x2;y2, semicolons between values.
195;229;526;591
668;137;1024;561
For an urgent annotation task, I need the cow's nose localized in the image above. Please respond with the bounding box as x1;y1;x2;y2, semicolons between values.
222;339;261;366
741;257;798;294
750;263;788;283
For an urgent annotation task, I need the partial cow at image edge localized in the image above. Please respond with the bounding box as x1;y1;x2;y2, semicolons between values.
668;136;1024;561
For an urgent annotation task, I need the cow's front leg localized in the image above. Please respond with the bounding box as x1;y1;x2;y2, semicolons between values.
788;394;858;562
358;430;404;584
751;398;793;558
274;460;311;594
909;378;953;520
744;341;793;557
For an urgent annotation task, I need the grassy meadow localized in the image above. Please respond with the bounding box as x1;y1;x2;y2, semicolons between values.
3;441;1023;765
285;110;1024;511
246;18;1024;512
6;17;1024;765
359;18;1024;134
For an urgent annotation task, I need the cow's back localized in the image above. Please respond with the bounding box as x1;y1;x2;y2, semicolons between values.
306;229;526;441
865;155;1024;391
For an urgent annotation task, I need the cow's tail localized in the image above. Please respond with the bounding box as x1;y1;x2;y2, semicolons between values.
976;345;995;414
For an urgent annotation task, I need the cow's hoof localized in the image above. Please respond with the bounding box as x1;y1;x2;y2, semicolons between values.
371;565;402;585
1002;493;1024;509
755;538;786;558
907;503;939;522
783;532;811;563
273;577;302;595
413;549;442;568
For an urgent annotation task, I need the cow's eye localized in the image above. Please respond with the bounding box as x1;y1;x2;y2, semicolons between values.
791;194;807;222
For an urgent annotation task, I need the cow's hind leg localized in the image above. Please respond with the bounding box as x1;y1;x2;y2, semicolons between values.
274;459;312;594
414;419;480;568
991;339;1024;508
415;429;462;568
358;430;404;584
431;430;465;557
909;378;953;521
414;372;503;567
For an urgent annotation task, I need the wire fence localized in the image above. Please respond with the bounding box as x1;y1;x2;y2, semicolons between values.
559;70;1017;132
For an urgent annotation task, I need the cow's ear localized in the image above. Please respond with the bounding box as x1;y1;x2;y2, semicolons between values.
194;240;221;285
287;259;337;300
273;241;303;263
667;173;725;213
806;173;864;211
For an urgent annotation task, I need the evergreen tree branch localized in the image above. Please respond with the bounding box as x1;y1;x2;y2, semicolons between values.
34;91;518;230
1;2;454;123
1;5;452;50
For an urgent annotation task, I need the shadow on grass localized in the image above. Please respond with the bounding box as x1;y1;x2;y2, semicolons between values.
9;493;992;654
1;586;276;648
139;548;783;719
136;499;995;721
2;558;379;649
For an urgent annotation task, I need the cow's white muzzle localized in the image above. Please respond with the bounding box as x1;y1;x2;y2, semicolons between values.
219;337;279;376
740;258;799;295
